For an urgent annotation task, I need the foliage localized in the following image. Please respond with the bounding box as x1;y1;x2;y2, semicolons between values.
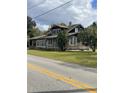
57;31;68;51
78;22;97;52
31;27;44;37
27;16;46;38
27;16;36;29
27;16;36;37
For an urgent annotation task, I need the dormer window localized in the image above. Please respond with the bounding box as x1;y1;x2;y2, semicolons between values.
52;29;61;34
75;28;78;33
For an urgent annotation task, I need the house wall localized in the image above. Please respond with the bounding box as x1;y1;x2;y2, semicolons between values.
67;35;89;50
68;36;77;46
36;39;46;48
35;38;59;50
67;36;79;50
29;36;89;50
29;40;36;48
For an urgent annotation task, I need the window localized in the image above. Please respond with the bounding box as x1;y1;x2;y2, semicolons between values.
36;40;40;46
69;36;77;45
48;39;52;45
75;28;78;33
41;40;45;46
52;29;61;34
74;36;77;45
40;40;42;46
69;37;73;45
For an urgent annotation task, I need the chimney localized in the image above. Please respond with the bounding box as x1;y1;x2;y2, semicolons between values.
69;21;72;26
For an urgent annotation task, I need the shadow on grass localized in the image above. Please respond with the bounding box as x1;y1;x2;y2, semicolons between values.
30;88;97;93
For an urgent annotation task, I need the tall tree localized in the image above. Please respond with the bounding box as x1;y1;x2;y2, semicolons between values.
88;22;97;52
57;31;68;51
27;16;36;37
31;27;44;37
78;22;97;52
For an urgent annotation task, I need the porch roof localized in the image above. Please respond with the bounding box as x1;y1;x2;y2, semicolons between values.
44;35;57;39
29;32;79;40
68;32;79;36
29;35;46;40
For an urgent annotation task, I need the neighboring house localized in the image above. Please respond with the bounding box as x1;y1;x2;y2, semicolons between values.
28;23;89;50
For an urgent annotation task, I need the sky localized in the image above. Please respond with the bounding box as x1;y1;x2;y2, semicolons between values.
91;0;97;9
27;0;97;30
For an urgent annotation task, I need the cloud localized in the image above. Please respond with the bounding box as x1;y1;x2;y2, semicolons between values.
27;0;97;30
36;23;49;31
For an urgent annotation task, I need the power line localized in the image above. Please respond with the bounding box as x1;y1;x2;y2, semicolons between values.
28;0;46;10
33;0;73;19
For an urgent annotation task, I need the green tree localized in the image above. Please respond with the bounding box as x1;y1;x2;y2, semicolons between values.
31;27;44;37
27;16;36;37
77;28;90;46
78;22;97;52
88;22;97;52
57;31;68;51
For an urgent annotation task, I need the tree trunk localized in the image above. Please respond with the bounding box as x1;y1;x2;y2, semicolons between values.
91;46;96;52
92;48;95;52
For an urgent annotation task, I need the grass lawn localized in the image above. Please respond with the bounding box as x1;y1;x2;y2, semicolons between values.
27;49;97;68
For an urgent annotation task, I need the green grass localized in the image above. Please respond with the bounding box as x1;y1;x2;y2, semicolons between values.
27;49;97;68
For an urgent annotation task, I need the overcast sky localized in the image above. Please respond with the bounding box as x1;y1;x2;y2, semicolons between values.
27;0;97;30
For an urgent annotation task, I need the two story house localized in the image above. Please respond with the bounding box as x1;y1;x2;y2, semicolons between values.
28;23;89;50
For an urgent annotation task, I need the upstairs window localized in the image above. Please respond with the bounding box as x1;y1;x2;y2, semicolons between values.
75;28;78;33
52;29;61;34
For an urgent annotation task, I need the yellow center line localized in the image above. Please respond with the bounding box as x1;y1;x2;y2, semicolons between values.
28;63;97;93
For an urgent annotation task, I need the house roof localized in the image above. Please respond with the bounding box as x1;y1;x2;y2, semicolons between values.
55;24;68;28
44;35;57;38
29;35;46;40
29;24;83;40
68;32;79;36
67;24;83;33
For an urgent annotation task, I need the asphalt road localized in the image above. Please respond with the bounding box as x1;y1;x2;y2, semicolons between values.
27;55;97;93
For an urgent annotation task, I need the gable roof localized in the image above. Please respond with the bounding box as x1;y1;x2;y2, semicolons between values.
50;24;68;29
55;24;68;28
67;24;84;33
